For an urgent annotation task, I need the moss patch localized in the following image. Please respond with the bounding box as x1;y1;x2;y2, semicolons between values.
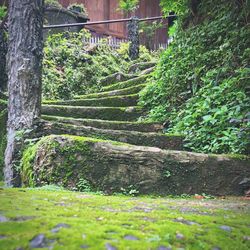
0;108;7;180
42;94;139;107
41;105;144;121
0;188;250;250
102;75;148;92
75;83;146;100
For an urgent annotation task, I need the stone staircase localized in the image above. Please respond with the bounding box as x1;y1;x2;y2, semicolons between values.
21;63;249;196
41;64;184;150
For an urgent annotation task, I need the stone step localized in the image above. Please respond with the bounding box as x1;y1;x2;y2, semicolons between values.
101;75;148;92
23;134;250;196
75;83;146;99
42;115;163;133
38;121;184;150
99;72;136;87
43;94;138;107
128;61;156;74
42;105;143;121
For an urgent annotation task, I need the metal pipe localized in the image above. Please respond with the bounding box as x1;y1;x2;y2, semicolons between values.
43;15;177;29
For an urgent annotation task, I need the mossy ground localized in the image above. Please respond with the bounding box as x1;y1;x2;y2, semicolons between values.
0;186;249;250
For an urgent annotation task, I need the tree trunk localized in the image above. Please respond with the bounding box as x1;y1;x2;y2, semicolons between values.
4;0;44;186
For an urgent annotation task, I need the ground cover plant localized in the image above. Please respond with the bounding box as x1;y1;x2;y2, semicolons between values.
0;186;250;250
139;0;250;154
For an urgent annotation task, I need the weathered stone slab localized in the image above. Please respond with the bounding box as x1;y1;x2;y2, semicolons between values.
26;121;183;150
102;75;148;92
100;72;135;87
41;105;143;121
128;62;156;74
75;84;146;99
42;115;163;133
43;94;138;107
21;135;250;196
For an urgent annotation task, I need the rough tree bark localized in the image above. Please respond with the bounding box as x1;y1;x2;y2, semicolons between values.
128;16;139;60
0;16;8;92
4;0;44;186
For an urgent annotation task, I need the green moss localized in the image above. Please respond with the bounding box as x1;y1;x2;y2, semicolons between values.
20;135;130;189
102;75;148;92
0;188;250;250
0;109;7;180
42;94;138;107
42;105;143;121
75;83;146;100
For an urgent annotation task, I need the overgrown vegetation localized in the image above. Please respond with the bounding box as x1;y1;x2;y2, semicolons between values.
42;30;154;100
140;0;250;154
44;0;62;8
118;0;139;14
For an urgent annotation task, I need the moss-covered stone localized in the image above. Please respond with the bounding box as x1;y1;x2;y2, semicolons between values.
20;135;250;196
43;94;139;107
75;84;146;100
33;121;183;150
42;115;163;133
99;72;136;87
102;75;148;92
128;61;156;74
41;105;144;121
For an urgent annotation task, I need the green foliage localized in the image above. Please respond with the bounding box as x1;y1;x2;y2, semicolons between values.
160;0;188;15
118;0;139;14
76;178;92;192
139;21;163;49
117;42;153;62
0;5;7;21
140;0;250;154
68;3;88;16
43;31;153;100
120;185;139;196
45;0;62;8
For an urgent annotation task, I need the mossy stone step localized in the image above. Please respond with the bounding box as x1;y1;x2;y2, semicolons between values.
101;75;148;92
75;84;146;100
43;94;138;107
99;72;136;87
42;115;163;133
38;121;183;150
128;61;156;74
22;134;250;196
42;105;143;121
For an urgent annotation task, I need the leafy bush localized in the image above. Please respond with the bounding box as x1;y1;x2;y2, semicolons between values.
118;0;139;14
43;30;154;100
45;0;62;8
68;3;88;16
140;0;250;154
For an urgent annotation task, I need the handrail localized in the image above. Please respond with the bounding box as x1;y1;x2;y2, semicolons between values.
43;15;177;29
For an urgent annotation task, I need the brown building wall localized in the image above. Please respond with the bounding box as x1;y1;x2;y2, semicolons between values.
0;0;168;46
59;0;168;44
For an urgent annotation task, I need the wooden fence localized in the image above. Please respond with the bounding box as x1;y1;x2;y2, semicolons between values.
82;34;170;51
